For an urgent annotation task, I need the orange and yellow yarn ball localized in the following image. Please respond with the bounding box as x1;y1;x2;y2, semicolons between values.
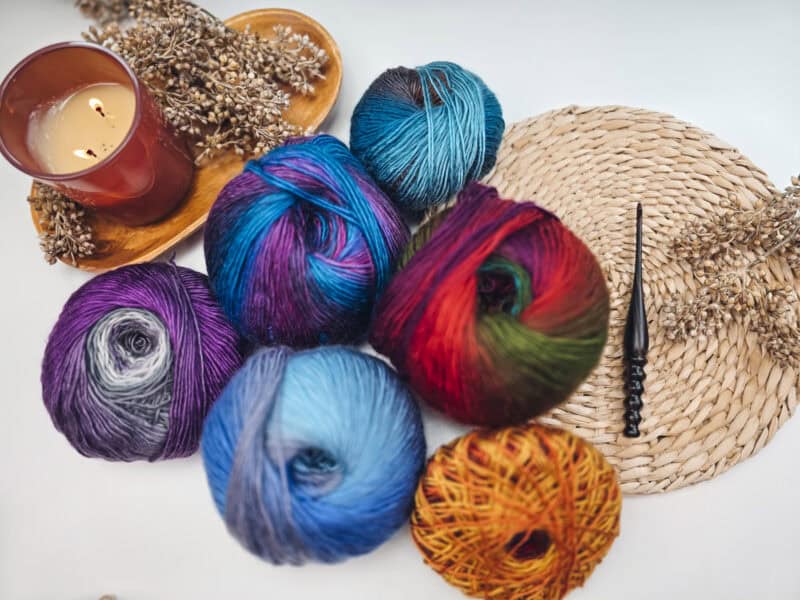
411;424;621;600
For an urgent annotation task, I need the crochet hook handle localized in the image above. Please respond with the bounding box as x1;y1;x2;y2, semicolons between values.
623;203;648;438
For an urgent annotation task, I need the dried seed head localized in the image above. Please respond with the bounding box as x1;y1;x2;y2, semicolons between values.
76;0;129;25
663;175;800;366
31;0;329;265
28;183;96;266
81;0;328;165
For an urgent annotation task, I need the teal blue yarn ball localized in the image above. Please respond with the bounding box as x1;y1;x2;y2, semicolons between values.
350;61;504;211
201;346;427;565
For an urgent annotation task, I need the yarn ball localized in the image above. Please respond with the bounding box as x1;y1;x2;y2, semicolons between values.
412;424;621;600
371;182;610;426
350;61;504;211
201;346;427;564
204;134;409;348
41;263;244;461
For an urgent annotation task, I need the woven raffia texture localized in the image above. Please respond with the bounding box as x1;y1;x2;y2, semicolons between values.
411;424;621;600
482;105;797;494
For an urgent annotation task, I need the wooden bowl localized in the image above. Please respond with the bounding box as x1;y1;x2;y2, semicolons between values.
30;8;342;271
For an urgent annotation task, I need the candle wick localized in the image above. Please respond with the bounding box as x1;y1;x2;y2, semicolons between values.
86;149;98;158
95;106;106;117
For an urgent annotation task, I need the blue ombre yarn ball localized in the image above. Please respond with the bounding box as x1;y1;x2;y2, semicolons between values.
350;61;504;211
201;346;427;564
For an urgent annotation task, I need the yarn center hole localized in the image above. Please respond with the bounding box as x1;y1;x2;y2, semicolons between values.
290;446;343;496
477;258;533;317
505;529;551;560
119;330;154;357
478;269;519;315
302;209;336;255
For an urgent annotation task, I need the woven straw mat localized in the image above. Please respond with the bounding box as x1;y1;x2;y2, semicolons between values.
480;105;797;494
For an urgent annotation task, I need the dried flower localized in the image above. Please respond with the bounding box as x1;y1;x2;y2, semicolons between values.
76;0;130;25
83;0;328;164
664;176;800;366
30;0;328;266
28;183;96;265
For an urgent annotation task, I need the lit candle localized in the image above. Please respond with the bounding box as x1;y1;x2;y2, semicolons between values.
0;42;194;226
27;83;136;175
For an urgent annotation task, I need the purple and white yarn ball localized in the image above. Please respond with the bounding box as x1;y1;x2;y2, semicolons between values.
41;263;244;461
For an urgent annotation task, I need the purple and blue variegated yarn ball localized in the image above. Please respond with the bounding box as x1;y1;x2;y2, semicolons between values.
201;346;426;564
204;134;409;348
41;263;244;462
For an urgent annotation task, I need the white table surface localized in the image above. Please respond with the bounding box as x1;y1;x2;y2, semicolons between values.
1;1;799;599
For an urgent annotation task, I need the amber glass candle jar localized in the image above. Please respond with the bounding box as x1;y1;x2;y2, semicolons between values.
0;42;194;226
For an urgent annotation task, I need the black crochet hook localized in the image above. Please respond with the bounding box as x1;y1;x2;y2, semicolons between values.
623;203;648;438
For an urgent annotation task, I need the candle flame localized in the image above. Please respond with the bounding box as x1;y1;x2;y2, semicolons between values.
89;98;106;117
73;149;98;161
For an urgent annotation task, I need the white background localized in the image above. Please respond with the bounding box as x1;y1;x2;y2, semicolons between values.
1;1;799;599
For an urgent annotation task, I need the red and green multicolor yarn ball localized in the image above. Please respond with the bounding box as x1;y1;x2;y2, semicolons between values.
370;182;610;426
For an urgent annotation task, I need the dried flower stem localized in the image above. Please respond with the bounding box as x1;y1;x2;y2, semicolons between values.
76;0;130;24
30;0;328;265
28;183;96;265
83;0;328;164
663;176;800;366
